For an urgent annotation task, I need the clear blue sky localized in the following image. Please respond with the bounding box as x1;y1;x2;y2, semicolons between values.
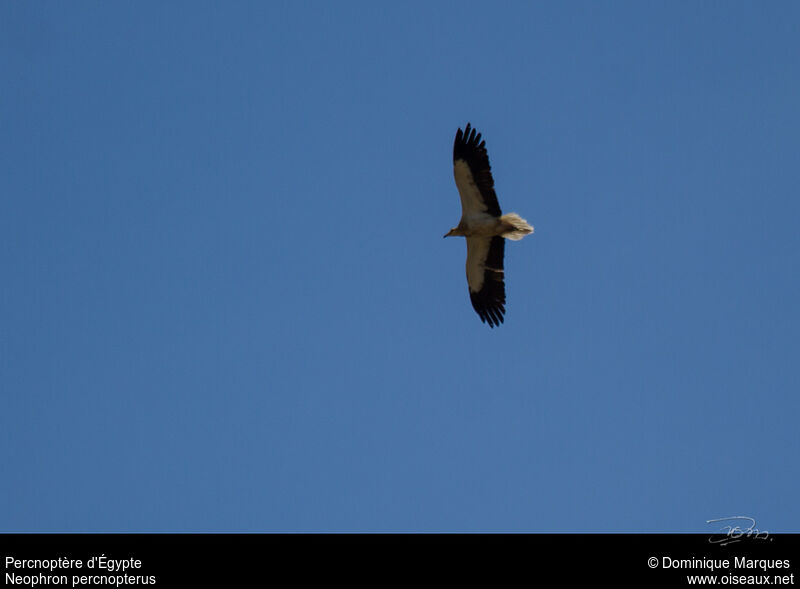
2;1;799;532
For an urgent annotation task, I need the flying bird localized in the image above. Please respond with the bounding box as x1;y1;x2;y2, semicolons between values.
445;123;534;327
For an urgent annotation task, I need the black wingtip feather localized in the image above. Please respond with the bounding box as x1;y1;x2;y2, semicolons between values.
452;123;501;217
468;237;506;328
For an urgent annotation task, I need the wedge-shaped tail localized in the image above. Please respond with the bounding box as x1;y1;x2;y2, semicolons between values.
499;213;534;241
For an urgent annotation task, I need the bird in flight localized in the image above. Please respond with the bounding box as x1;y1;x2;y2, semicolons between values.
445;123;534;327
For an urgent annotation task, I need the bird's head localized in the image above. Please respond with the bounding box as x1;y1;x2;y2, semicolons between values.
443;227;461;238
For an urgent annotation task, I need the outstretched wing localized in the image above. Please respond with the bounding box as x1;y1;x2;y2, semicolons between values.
466;235;505;327
453;123;502;218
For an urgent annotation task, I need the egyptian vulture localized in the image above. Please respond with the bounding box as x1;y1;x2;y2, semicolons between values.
445;123;534;327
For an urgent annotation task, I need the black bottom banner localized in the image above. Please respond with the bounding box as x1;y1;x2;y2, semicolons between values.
2;533;798;585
